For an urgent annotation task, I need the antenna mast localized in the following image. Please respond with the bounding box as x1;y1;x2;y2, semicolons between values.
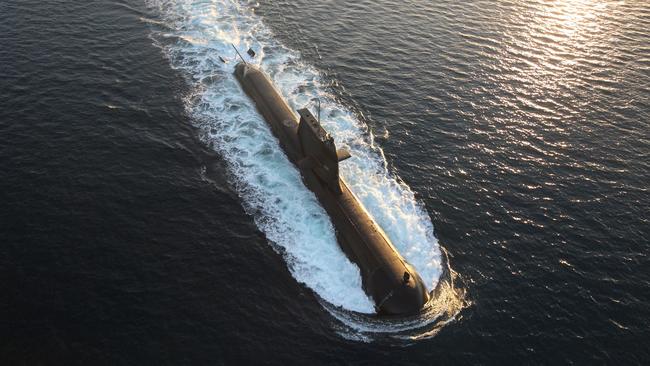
231;44;247;65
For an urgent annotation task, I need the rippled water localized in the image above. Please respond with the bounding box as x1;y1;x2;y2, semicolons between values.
1;0;648;364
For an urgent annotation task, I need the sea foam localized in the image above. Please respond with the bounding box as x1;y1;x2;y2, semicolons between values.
147;0;442;314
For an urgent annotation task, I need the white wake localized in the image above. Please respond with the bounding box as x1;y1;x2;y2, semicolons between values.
146;0;442;314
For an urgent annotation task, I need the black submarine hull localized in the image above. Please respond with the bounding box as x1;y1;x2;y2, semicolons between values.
234;62;429;315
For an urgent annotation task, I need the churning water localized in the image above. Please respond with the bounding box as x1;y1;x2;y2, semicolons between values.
146;0;445;317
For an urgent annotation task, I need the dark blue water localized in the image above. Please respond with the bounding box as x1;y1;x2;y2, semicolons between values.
2;0;649;364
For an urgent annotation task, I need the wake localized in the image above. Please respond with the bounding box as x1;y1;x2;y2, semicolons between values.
146;0;442;315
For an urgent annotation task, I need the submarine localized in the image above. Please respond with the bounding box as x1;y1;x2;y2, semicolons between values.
233;58;429;316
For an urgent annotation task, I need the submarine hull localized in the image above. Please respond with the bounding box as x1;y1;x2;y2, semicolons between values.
234;62;429;315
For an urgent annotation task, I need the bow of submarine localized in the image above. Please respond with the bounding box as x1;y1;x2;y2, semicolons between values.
233;62;429;316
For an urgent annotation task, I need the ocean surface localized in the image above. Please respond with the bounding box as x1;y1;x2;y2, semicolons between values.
1;0;648;364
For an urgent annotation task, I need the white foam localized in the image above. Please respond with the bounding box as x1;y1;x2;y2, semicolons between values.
147;0;442;314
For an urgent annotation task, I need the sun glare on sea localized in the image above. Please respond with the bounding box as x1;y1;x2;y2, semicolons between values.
542;0;609;37
504;0;615;82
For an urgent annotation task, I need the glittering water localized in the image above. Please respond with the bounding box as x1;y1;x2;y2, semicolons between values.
1;0;648;364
